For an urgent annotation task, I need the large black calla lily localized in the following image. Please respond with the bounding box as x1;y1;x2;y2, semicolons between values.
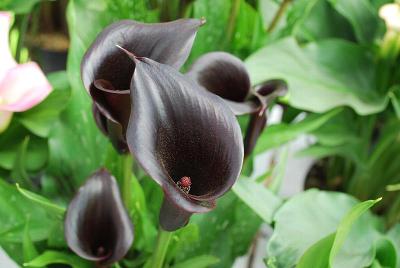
124;53;244;231
81;18;205;153
65;169;134;265
188;52;287;157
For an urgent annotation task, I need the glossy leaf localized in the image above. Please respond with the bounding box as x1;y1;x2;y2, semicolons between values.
232;177;282;223
245;38;387;115
24;251;92;268
126;56;243;231
65;169;133;264
254;108;342;154
16;184;66;217
172;255;220;268
267;189;381;268
0;179;55;243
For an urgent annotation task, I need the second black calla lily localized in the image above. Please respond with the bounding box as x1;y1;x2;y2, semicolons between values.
81;18;205;153
125;53;244;231
64;169;134;265
188;52;287;157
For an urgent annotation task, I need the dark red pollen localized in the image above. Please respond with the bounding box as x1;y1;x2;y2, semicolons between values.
179;176;192;187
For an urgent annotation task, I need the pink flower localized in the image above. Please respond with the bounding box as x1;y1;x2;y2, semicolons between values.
0;12;52;133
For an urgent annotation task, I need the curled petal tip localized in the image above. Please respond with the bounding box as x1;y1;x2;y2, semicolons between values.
200;17;207;25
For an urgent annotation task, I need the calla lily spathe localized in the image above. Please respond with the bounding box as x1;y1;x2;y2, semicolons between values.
0;12;52;133
81;18;205;153
82;19;244;231
188;52;287;157
65;169;134;265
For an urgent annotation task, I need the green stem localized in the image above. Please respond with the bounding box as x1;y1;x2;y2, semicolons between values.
224;0;240;48
122;154;133;211
267;0;291;33
151;228;173;268
15;13;29;63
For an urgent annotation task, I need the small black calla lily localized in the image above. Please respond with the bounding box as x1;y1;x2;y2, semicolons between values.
81;18;205;153
64;169;134;265
123;52;244;231
188;52;287;157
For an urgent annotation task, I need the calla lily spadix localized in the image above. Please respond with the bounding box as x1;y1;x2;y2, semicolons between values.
188;52;287;157
123;52;244;231
64;169;133;265
81;18;205;153
0;12;52;133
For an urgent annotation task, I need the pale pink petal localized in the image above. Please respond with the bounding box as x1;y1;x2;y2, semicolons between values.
0;110;12;133
0;12;17;80
0;62;52;112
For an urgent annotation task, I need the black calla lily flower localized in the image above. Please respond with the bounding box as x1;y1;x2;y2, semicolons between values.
65;169;134;265
123;52;244;231
188;52;287;157
81;18;205;153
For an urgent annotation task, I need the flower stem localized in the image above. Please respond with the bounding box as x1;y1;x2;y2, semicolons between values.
122;154;133;211
15;13;29;63
151;228;173;268
224;0;241;48
267;0;292;33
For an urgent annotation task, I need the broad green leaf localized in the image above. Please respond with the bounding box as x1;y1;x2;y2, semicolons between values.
23;220;39;267
254;108;342;154
297;233;336;268
0;180;55;243
327;0;380;44
290;0;354;42
267;189;381;268
387;224;400;268
0;122;48;172
17;72;71;138
297;198;381;268
172;255;220;268
232;177;282;223
373;237;397;268
245;38;387;115
24;251;92;268
16;184;65;217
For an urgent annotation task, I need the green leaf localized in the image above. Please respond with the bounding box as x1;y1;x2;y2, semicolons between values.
245;38;387;115
329;198;381;266
23;219;39;267
267;189;381;268
387;224;400;268
232;177;282;223
297;233;336;268
0;180;55;243
389;86;400;120
0;0;41;14
17;72;71;138
373;237;397;268
0;122;48;172
172;255;220;268
297;198;382;268
327;0;380;44
254;108;342;154
178;192;262;268
269;146;289;193
24;251;92;268
16;184;66;217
